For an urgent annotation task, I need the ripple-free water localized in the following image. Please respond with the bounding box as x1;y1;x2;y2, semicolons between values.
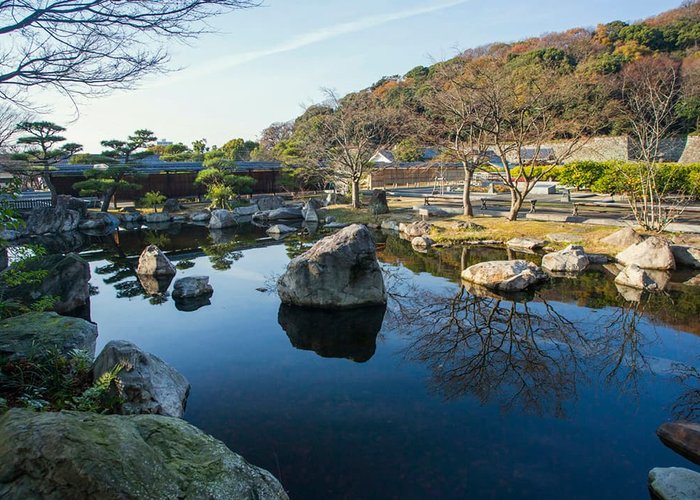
81;224;700;499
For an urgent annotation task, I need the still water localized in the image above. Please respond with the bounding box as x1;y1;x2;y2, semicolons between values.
78;223;700;499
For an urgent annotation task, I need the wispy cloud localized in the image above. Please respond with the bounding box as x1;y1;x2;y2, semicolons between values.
156;0;469;86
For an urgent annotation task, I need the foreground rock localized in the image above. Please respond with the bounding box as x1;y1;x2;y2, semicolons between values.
93;340;190;418
600;227;643;248
2;253;91;314
278;304;385;363
0;409;288;499
616;236;675;270
614;264;667;291
0;312;97;359
541;245;590;273
671;245;700;269
648;467;700;500
136;245;176;276
209;209;237;229
461;260;548;292
506;237;546;251
23;195;81;235
172;276;213;300
657;422;700;466
368;190;390;215
277;224;386;308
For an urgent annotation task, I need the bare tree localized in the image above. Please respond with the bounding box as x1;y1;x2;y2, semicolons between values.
304;89;408;209
618;56;685;232
469;56;602;220
423;56;491;216
0;0;259;105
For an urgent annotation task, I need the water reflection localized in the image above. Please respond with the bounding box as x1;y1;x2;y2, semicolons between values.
278;304;386;362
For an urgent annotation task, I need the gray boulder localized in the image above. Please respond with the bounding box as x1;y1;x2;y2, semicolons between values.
277;224;386;308
614;264;668;291
136;245;176;276
78;211;120;232
234;204;259;217
190;210;211;222
2;253;91;314
0;409;289;499
541;245;590;273
117;211;142;224
268;207;303;220
671;245;700;269
506;237;546;251
601;227;643;248
0;312;97;360
255;195;285;212
267;224;296;236
616;236;676;270
306;198;324;210
208;209;237;229
92;340;190;418
162;198;181;213
461;260;548;292
649;467;700;500
172;276;213;300
368;190;389;215
144;212;171;224
401;220;432;237
0;229;20;241
23;195;80;234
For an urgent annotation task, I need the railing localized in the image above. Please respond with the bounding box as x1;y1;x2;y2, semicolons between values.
0;198;53;210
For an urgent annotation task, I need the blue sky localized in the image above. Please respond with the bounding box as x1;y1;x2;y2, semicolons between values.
48;0;682;151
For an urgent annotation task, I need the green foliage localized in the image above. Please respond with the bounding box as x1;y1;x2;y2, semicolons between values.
393;138;423;162
69;153;117;165
69;361;127;413
508;47;576;72
558;161;610;189
0;245;59;319
141;191;166;213
195;165;255;209
73;166;142;211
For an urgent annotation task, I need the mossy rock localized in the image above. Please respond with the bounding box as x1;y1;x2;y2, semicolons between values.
0;312;97;360
0;409;288;499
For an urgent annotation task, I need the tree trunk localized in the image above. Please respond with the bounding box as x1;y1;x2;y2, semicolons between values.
101;185;118;212
507;189;524;221
351;179;361;209
43;169;58;205
462;167;474;217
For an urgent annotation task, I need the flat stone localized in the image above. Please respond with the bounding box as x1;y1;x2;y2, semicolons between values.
0;409;289;499
649;467;700;500
144;212;171;224
267;207;303;220
506;237;546;250
324;222;348;229
461;260;548;292
266;224;296;235
233;204;259;217
190;211;211;222
657;422;700;466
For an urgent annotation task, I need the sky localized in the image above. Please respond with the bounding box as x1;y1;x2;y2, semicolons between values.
44;0;682;152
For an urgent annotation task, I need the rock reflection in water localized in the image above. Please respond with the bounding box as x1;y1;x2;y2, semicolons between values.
137;274;174;296
174;295;212;312
277;304;386;362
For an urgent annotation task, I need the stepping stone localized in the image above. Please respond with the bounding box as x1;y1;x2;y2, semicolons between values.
649;467;700;500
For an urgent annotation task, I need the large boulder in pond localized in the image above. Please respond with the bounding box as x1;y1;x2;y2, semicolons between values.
278;304;385;363
648;467;700;500
541;245;590;273
657;422;700;466
277;224;386;308
0;409;289;500
1;253;91;314
0;312;97;360
162;198;182;213
92;340;190;418
461;260;548;292
255;195;285;212
209;209;237;229
616;236;676;270
23;195;81;235
614;264;668;291
369;190;390;215
136;245;176;277
78;211;120;232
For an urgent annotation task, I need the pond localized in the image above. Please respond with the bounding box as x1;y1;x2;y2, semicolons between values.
77;223;700;499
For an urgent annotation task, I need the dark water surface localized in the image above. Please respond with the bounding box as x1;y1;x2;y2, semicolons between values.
79;223;700;499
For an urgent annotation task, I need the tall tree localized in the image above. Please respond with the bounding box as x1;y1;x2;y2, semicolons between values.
12;121;82;203
302;89;407;209
0;1;260;106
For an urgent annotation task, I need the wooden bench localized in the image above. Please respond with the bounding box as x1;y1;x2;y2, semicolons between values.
423;194;461;205
480;198;541;213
